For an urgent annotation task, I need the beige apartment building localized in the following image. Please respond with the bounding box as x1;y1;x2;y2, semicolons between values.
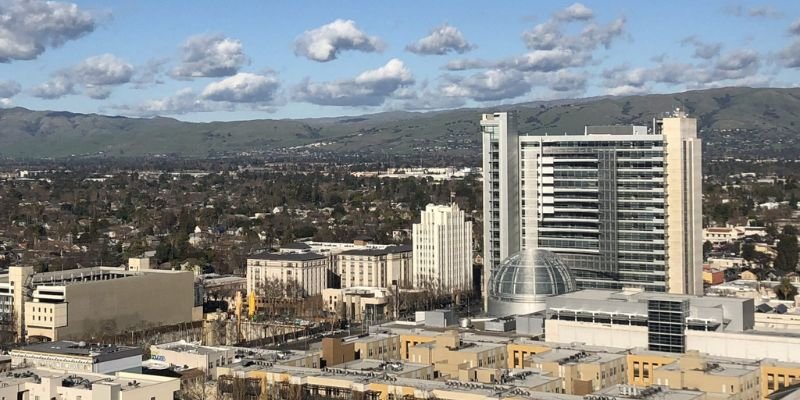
0;265;197;341
526;348;627;395
246;252;328;297
651;352;761;400
0;368;180;400
336;245;412;288
322;287;390;323
407;330;507;379
760;359;800;399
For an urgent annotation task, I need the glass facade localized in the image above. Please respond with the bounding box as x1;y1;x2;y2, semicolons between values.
647;299;688;353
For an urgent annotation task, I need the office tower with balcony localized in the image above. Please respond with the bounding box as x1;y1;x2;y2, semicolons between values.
481;110;702;305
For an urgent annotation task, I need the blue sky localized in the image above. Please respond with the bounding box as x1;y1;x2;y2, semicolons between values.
0;0;799;121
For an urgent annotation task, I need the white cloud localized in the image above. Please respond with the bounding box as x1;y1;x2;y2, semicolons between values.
406;24;474;55
681;36;722;60
294;58;413;106
31;53;133;99
440;69;531;102
790;19;800;36
443;58;491;71
202;72;280;103
0;0;97;62
780;40;800;68
0;80;21;98
73;54;134;86
294;19;384;62
723;4;782;18
171;33;249;79
114;88;222;116
554;3;594;21
31;75;75;99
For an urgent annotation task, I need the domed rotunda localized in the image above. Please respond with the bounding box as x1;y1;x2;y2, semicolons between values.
487;248;578;317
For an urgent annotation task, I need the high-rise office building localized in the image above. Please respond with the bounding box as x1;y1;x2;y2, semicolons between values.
481;110;702;305
413;203;473;292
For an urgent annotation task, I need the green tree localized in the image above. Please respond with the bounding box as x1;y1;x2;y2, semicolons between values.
741;242;756;261
703;241;713;259
774;225;799;272
774;278;798;300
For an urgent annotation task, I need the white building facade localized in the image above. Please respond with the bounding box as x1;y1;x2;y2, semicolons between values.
412;203;473;292
246;253;328;297
481;110;702;303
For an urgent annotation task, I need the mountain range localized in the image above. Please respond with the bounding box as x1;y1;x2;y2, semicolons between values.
2;86;800;159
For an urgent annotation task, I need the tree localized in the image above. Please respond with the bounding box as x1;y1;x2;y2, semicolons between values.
774;278;798;300
703;241;713;259
741;242;756;261
774;225;799;272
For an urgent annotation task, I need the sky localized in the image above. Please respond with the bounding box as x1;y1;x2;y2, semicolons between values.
1;0;799;122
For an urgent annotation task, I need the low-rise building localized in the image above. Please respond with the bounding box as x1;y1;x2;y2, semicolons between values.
10;341;142;374
0;266;198;341
150;340;235;377
0;368;179;400
704;227;745;244
246;252;328;298
761;360;800;399
526;348;627;395
407;330;507;379
322;287;390;323
337;245;413;288
652;352;760;400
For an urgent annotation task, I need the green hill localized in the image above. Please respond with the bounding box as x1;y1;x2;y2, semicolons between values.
2;86;800;159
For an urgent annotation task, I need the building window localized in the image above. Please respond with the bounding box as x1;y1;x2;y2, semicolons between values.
633;362;640;378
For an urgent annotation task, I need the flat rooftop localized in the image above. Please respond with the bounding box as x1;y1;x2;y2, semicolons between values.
13;341;142;363
248;252;326;261
153;341;230;356
336;359;429;373
339;245;412;256
529;348;624;365
596;385;705;400
0;368;174;391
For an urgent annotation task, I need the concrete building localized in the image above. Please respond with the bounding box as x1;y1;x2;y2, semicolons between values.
545;289;753;354
219;363;564;400
336;245;412;288
150;341;235;377
0;266;197;341
322;287;390;323
481;110;702;302
0;368;179;400
761;360;800;399
11;341;142;374
652;352;761;400
412;203;473;292
406;330;507;379
246;252;328;297
527;348;627;395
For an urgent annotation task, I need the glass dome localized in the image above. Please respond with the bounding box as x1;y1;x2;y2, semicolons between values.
487;248;577;316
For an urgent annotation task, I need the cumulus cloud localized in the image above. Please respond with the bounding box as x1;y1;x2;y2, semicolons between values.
602;48;762;95
113;88;222;116
294;19;384;62
201;72;280;103
714;49;759;79
31;53;133;99
171;33;249;79
790;19;800;36
0;80;21;98
406;24;474;55
554;3;594;21
443;58;491;71
294;58;413;106
548;70;587;92
132;58;169;88
681;36;722;60
440;69;531;102
780;40;800;68
73;54;134;86
0;0;97;62
31;75;75;99
500;48;589;72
